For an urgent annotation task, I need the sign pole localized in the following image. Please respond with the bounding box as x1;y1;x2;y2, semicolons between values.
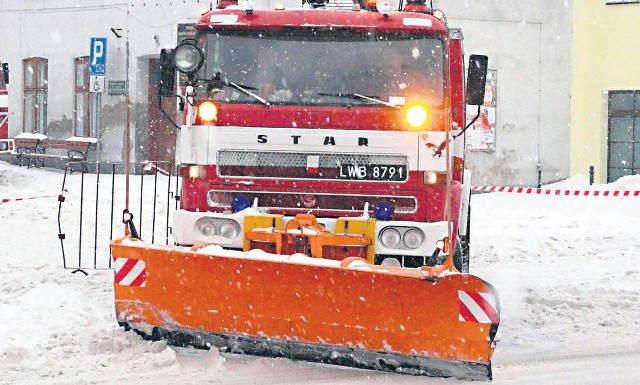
124;17;131;210
96;92;101;162
89;37;107;172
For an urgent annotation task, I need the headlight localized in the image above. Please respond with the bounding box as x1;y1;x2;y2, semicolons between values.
219;221;241;239
197;218;217;237
424;171;446;185
403;228;425;249
376;0;397;15
238;0;258;10
380;227;401;248
381;257;401;267
174;41;204;74
432;9;445;20
179;164;205;179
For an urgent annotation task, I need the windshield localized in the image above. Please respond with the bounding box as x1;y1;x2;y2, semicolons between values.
197;29;445;107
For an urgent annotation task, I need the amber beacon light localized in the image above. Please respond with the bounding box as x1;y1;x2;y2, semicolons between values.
198;101;218;122
403;102;430;130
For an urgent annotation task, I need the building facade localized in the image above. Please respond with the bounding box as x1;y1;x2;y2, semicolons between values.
571;0;640;183
439;0;573;186
0;0;210;166
1;0;572;185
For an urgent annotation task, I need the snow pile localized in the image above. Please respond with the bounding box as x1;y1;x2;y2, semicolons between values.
1;161;639;384
471;177;640;367
545;172;591;187
548;172;640;191
610;174;640;190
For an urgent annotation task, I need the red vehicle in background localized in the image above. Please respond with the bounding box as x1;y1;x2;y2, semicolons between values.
0;62;13;154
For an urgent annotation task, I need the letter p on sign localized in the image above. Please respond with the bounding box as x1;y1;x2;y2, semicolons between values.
89;37;107;75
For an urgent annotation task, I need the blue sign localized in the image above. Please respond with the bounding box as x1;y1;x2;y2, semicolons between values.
89;37;107;75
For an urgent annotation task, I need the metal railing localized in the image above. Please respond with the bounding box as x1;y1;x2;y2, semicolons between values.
57;161;176;274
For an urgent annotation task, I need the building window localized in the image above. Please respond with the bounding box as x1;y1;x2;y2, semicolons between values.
23;58;48;134
608;91;640;182
0;64;6;90
74;57;100;137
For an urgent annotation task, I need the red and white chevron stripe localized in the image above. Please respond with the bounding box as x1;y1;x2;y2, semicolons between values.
458;290;499;324
472;185;640;197
114;258;146;287
0;189;68;205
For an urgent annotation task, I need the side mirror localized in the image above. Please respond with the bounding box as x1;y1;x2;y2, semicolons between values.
465;55;488;106
2;63;9;85
158;49;176;97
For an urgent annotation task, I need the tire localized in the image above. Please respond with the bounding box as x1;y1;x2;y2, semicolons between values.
454;235;470;273
454;204;471;273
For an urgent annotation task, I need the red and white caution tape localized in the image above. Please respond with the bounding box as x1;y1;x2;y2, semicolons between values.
472;185;640;197
0;189;68;205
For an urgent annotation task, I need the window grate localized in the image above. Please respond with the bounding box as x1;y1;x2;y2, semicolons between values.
607;90;640;182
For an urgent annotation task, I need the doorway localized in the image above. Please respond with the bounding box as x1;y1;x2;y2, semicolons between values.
607;91;640;182
147;58;177;173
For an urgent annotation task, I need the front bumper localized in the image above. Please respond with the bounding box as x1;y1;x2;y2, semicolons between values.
173;209;448;259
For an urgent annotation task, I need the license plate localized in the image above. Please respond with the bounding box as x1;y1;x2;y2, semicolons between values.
338;164;406;181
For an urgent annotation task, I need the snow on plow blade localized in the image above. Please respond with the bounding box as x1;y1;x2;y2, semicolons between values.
111;238;499;381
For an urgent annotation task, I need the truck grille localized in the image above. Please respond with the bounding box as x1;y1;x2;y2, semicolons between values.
217;151;408;181
208;190;417;214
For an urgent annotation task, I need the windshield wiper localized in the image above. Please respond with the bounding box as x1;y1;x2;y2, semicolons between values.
317;92;398;108
226;81;270;107
208;71;270;107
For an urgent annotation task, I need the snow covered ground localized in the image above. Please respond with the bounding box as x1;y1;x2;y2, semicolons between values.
1;161;639;384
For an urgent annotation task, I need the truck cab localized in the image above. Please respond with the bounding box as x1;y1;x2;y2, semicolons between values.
159;1;487;270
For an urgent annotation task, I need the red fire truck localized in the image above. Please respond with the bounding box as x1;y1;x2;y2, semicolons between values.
161;1;486;272
0;61;12;154
112;0;499;379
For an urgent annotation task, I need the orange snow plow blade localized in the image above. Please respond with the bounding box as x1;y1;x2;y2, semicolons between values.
111;236;499;380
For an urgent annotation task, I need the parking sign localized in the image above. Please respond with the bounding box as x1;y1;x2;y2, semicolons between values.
89;37;107;75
